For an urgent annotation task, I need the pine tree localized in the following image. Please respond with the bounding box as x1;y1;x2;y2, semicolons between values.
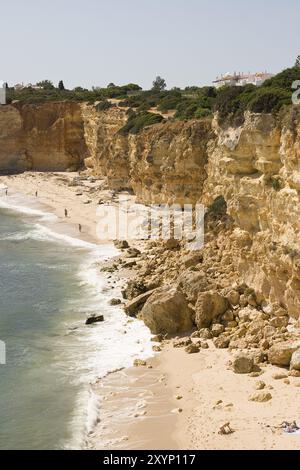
295;56;300;68
152;76;167;91
58;80;65;91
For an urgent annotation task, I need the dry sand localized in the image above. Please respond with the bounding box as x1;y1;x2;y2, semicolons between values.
1;171;300;450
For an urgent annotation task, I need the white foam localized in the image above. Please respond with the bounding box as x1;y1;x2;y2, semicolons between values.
0;193;153;450
0;197;57;222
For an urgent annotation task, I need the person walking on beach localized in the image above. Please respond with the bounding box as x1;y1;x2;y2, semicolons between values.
5;189;7;196
79;224;82;233
64;208;68;218
35;191;38;197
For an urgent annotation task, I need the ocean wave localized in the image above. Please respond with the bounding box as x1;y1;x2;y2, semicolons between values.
0;197;57;222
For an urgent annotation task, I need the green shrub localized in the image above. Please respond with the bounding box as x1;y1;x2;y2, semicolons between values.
207;196;227;216
95;100;114;111
119;111;164;135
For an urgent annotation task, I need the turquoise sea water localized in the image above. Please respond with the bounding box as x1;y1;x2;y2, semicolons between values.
0;201;152;450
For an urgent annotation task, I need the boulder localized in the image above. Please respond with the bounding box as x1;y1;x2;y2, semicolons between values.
110;298;122;306
165;238;180;250
185;343;200;354
139;285;194;335
249;392;272;403
124;289;157;317
232;353;254;374
177;270;209;303
290;349;300;371
227;290;240;306
114;240;129;249
182;253;203;268
85;314;104;325
126;247;141;258
195;290;228;328
173;337;192;348
211;324;225;337
213;336;230;349
268;342;300;367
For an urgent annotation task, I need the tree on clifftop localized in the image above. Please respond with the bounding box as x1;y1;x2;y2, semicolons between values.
36;80;55;90
295;56;300;68
152;76;167;91
58;80;65;90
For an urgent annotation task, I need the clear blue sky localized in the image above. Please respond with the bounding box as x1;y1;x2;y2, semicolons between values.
1;0;299;89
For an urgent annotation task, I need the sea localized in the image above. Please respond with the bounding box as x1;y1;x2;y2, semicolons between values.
0;193;152;450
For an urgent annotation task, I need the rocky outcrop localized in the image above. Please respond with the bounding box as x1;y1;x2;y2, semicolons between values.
0;102;87;173
139;285;194;335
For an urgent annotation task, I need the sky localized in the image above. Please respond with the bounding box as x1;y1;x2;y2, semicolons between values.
1;0;299;90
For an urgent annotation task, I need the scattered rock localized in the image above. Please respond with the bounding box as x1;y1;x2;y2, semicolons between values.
110;298;122;306
124;289;157;317
173;337;192;348
255;381;266;390
249;392;272;403
211;324;225;337
249;371;264;378
195;291;228;328
289;369;300;377
114;240;129;250
165;239;180;250
171;408;183;414
85;314;104;325
185;343;200;354
134;359;147;367
268;342;300;367
233;353;254;374
152;345;162;352
182;253;203;268
227;290;240;306
126;248;141;258
213;336;230;349
198;328;213;340
272;373;288;380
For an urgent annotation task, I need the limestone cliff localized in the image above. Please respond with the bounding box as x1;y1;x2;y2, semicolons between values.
82;105;212;204
2;100;300;321
0;102;87;173
203;109;300;319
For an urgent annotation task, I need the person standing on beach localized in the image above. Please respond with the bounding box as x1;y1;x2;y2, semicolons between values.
5;189;7;196
79;224;82;233
35;191;38;197
64;209;68;218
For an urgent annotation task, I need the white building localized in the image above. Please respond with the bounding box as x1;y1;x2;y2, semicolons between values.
0;81;6;105
213;71;274;88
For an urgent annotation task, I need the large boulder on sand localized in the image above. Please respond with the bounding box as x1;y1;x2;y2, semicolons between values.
195;290;228;328
139;285;194;335
268;342;300;367
233;353;254;374
290;349;300;371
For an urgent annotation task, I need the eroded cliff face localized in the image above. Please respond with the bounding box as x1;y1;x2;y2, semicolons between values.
0;102;87;173
2;101;300;320
203;110;300;319
82;105;212;204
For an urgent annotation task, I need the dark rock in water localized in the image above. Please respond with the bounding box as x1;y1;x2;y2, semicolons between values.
110;298;122;306
85;315;104;325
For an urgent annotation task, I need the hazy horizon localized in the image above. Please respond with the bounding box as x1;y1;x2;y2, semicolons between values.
1;0;299;90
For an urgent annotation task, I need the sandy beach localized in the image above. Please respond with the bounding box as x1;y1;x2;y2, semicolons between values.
1;171;300;450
